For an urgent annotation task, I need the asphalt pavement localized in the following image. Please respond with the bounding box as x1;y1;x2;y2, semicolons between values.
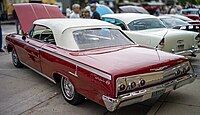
0;24;200;115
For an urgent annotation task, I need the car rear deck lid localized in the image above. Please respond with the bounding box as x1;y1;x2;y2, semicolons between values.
13;3;64;34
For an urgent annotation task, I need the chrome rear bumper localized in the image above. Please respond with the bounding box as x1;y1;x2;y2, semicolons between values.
102;74;196;112
175;48;199;56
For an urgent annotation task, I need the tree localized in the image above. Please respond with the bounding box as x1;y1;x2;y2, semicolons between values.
178;0;200;5
195;0;200;4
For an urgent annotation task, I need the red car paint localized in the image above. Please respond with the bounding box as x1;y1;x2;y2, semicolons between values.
14;3;64;34
185;15;200;20
6;3;188;107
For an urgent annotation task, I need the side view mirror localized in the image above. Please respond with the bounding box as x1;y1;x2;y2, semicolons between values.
22;36;26;41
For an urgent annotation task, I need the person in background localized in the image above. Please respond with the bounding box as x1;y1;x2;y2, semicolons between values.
12;10;19;34
82;9;91;19
66;7;71;18
168;6;176;14
70;4;80;18
0;17;4;52
90;4;100;20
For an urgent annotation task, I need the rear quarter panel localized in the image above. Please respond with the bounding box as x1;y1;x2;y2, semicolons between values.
124;31;162;48
40;47;115;106
163;30;199;52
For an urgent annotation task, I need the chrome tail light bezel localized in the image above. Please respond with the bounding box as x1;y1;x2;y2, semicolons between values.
115;61;194;97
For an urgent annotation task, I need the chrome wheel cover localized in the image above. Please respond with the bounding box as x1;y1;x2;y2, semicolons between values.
61;78;75;100
12;50;18;65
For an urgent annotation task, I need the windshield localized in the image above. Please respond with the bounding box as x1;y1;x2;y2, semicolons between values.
160;18;189;28
182;10;199;15
73;28;134;50
172;15;193;21
128;18;166;31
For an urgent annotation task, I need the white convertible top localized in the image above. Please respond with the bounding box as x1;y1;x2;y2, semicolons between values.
34;18;117;33
33;18;120;50
102;13;157;24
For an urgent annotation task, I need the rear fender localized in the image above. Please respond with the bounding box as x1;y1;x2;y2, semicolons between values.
124;31;162;48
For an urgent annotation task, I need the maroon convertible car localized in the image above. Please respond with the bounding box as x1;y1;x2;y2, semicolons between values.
5;3;197;111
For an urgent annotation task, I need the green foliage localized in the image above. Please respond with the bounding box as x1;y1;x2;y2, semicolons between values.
195;0;200;4
178;0;186;5
178;0;200;5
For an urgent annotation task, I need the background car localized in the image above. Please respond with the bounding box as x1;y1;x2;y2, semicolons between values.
159;15;200;33
119;6;149;14
102;13;200;56
159;16;190;29
164;14;197;23
85;4;114;17
180;8;200;20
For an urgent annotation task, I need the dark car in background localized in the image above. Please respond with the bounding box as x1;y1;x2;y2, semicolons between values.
119;6;149;14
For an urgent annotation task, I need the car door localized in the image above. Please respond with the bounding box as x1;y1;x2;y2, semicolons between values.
23;25;48;72
39;28;58;78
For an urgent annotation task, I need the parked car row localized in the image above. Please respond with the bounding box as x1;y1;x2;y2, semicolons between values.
180;8;200;20
102;13;200;57
5;3;198;112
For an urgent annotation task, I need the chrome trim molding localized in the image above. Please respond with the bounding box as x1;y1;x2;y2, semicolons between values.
68;71;78;77
40;49;112;80
103;74;196;112
175;47;199;56
115;61;193;96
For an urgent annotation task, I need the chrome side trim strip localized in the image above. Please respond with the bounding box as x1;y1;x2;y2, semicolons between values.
7;36;112;80
21;62;56;84
40;49;112;80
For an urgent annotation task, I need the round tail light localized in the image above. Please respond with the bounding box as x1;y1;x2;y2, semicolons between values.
185;66;190;72
139;79;145;86
175;69;181;76
195;34;200;41
118;84;126;91
129;82;136;89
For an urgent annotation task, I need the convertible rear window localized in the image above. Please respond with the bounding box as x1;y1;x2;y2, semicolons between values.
128;18;166;31
73;28;134;50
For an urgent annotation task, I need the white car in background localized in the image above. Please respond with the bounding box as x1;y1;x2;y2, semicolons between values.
102;13;200;57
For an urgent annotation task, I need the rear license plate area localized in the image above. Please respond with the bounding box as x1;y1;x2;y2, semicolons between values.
177;40;184;50
152;89;165;98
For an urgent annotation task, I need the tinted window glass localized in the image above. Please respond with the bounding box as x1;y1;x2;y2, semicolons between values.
160;18;189;28
182;10;199;15
128;18;166;31
102;18;127;30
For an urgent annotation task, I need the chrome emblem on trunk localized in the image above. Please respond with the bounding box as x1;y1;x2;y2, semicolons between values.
150;65;169;71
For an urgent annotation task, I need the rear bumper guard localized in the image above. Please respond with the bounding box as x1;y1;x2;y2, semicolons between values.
175;47;199;56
